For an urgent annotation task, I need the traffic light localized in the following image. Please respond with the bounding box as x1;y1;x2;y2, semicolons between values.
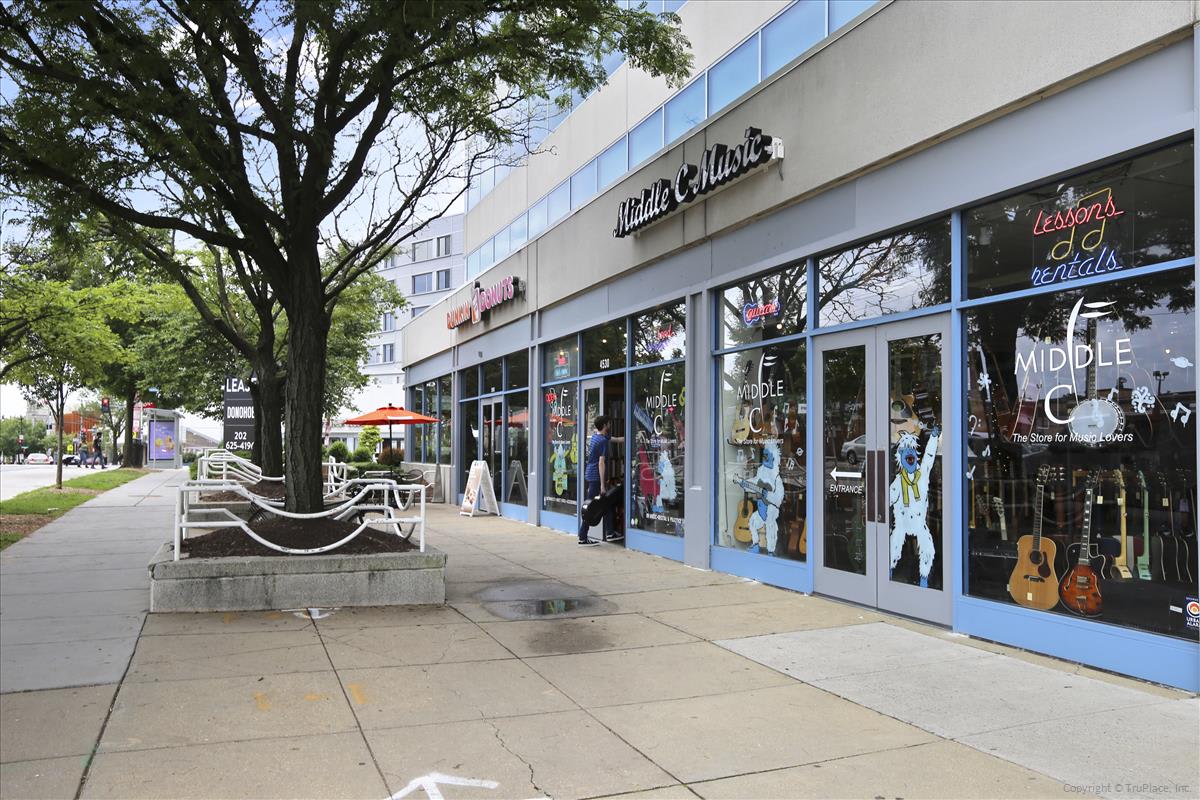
101;397;110;414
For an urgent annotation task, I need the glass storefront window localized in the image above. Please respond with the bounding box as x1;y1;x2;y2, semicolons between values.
461;366;479;398
460;399;478;492
717;341;807;560
665;76;705;144
411;385;425;462
506;393;530;504
543;382;579;516
630;365;685;535
438;375;452;464
633;301;686;365
630;108;664;168
482;358;504;395
720;262;806;349
507;350;529;390
544;335;579;381
965;267;1196;641
761;0;824;78
967;141;1193;299
818;217;951;327
707;35;758;115
583;320;627;373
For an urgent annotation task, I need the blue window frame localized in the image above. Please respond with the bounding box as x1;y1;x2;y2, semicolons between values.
761;0;826;78
509;212;528;251
548;181;571;224
571;161;598;210
528;198;549;238
830;0;875;31
598;138;629;189
630;109;664;168
665;75;706;143
708;35;759;115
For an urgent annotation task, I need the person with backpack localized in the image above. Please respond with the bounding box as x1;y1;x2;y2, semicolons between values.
93;430;106;469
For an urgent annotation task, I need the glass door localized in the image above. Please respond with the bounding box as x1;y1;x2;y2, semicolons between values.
481;398;504;500
813;314;951;624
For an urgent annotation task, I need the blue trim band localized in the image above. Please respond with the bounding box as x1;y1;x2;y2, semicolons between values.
627;530;685;561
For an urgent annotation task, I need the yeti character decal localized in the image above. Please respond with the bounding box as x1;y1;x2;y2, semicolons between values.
739;440;785;555
653;451;677;512
552;444;568;496
888;426;940;588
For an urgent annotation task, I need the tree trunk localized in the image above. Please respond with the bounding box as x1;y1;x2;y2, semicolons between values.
122;388;136;468
54;382;65;489
251;360;285;478
283;304;330;512
250;382;263;466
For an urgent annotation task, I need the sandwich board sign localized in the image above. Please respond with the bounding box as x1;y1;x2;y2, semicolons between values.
461;460;499;516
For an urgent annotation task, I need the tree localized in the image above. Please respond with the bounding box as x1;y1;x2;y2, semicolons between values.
0;415;48;459
0;2;691;511
358;425;381;456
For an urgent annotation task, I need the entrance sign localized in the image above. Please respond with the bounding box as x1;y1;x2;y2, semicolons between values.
446;276;522;330
613;127;784;238
223;375;255;453
460;460;499;516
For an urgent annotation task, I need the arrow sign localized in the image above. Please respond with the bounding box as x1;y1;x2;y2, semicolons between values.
830;468;862;480
390;772;500;800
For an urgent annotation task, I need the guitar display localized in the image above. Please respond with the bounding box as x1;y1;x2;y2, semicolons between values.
1107;468;1132;579
730;404;751;445
1156;474;1181;582
991;496;1008;542
1060;475;1104;617
1135;470;1153;581
1009;465;1060;610
1171;470;1195;585
733;492;754;544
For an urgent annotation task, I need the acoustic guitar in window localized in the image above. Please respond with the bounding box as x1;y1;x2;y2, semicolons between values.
1008;465;1060;611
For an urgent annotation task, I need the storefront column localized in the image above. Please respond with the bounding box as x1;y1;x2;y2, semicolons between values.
528;334;543;528
683;290;711;569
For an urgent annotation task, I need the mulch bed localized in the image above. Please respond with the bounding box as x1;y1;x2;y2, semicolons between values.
0;514;56;541
200;479;287;502
183;515;414;558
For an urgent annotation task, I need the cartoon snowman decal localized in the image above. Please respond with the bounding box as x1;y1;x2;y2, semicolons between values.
552;443;568;496
739;440;785;555
889;426;940;588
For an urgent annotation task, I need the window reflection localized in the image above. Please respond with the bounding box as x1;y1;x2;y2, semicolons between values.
630;366;685;535
965;268;1197;640
543;383;578;516
721;263;807;349
818;218;951;327
718;342;807;560
633;302;686;365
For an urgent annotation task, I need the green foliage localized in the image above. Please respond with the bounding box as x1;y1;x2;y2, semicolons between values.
378;446;405;466
357;425;382;455
348;461;388;474
351;446;373;463
182;451;198;464
0;417;49;457
327;441;349;462
60;468;148;492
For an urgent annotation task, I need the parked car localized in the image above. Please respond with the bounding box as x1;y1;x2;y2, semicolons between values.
24;452;51;464
839;434;866;465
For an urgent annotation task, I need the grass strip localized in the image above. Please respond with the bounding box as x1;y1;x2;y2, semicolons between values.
0;468;150;549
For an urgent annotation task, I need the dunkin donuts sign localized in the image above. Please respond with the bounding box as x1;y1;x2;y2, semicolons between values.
446;276;522;330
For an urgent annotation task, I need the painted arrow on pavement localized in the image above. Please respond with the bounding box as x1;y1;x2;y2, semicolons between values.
390;772;500;800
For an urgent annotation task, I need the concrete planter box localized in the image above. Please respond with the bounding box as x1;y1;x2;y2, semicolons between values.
148;542;446;612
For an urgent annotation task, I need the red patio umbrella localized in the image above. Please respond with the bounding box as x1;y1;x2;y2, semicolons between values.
342;404;437;455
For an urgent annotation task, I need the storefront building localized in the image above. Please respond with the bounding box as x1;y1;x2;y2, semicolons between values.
404;1;1199;689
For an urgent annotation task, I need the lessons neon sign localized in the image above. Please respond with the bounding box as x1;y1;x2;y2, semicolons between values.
1028;187;1127;288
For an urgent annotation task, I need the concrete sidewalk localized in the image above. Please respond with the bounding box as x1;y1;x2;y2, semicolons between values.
2;501;1197;800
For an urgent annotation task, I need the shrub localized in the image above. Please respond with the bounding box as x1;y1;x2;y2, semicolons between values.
327;441;349;462
378;446;405;466
182;451;198;464
351;446;373;463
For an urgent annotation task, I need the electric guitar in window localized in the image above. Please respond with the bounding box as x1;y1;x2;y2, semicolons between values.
1009;465;1060;610
1135;470;1153;581
1171;469;1194;585
1107;468;1132;579
1157;473;1181;582
992;496;1008;542
1060;474;1103;617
